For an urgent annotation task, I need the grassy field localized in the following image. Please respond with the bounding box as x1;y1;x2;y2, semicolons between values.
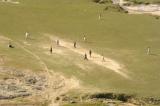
0;0;160;102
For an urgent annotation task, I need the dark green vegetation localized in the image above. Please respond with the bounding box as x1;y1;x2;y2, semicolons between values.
92;0;112;4
0;0;160;105
61;92;160;106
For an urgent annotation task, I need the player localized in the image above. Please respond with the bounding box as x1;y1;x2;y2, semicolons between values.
56;40;59;46
8;41;14;48
147;47;150;55
25;32;29;40
74;41;77;48
89;50;92;58
83;35;86;42
84;53;88;60
99;13;102;20
50;46;53;54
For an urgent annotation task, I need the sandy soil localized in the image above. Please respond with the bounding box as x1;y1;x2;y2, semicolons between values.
45;34;130;79
0;0;20;4
112;0;160;16
123;5;160;16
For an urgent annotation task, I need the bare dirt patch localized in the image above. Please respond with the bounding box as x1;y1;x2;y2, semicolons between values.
44;33;130;79
45;71;81;106
0;0;20;4
123;5;160;16
112;0;160;16
23;41;31;46
41;44;68;56
75;63;93;71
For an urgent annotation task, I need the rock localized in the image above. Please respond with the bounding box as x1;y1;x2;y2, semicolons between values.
34;86;43;90
55;97;60;101
70;100;76;104
0;66;48;101
25;76;37;84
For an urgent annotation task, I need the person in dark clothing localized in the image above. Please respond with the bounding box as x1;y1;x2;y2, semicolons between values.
84;53;88;60
102;55;105;62
8;42;14;48
56;40;59;46
74;41;77;48
89;50;92;58
50;46;52;53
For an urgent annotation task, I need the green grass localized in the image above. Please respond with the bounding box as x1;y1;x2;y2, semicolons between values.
0;0;160;98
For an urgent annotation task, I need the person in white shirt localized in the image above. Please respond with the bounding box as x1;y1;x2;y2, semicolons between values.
25;32;29;40
147;47;150;55
83;35;86;42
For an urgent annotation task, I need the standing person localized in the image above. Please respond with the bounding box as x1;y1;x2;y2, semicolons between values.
74;41;77;48
56;40;60;46
147;47;150;55
25;32;29;40
99;13;102;20
102;55;105;62
84;53;88;60
89;50;92;58
83;35;86;42
49;46;52;54
8;41;14;48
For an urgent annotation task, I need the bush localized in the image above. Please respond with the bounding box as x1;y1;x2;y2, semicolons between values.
90;93;116;99
117;94;133;102
155;16;159;20
92;0;100;3
144;2;150;5
90;93;134;102
104;5;128;13
92;0;112;4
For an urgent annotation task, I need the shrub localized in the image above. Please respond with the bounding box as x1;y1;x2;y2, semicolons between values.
155;16;159;20
92;0;100;3
90;93;115;99
92;0;112;4
117;94;133;102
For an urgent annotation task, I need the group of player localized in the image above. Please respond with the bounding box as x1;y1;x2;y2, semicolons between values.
49;35;97;61
8;32;151;62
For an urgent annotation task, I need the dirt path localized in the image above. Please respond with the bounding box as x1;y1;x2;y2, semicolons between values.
0;35;80;106
45;34;130;79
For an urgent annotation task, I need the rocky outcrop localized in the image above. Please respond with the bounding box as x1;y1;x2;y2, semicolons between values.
0;67;47;100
